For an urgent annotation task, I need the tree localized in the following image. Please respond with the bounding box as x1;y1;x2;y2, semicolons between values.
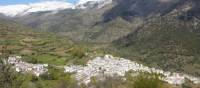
0;45;25;88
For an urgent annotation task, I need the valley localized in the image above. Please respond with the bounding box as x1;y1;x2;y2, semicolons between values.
0;0;200;88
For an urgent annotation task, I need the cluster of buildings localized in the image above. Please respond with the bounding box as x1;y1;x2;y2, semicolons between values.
64;55;200;85
6;55;200;85
8;56;48;76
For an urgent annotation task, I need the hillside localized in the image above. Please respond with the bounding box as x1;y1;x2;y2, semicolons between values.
112;14;200;76
107;0;200;77
0;19;103;65
11;1;142;43
11;0;200;43
103;0;181;21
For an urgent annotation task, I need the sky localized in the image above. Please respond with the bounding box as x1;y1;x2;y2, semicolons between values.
0;0;78;5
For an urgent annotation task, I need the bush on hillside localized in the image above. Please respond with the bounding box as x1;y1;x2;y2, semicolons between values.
126;72;164;88
70;47;86;59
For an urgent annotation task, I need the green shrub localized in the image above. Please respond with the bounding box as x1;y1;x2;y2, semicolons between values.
70;47;86;59
126;72;164;88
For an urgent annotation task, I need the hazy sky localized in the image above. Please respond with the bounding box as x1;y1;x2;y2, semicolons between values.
0;0;78;5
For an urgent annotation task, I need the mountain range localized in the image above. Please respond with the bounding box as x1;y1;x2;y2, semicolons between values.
1;0;200;78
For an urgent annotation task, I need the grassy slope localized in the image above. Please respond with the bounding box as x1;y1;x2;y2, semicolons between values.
0;19;104;65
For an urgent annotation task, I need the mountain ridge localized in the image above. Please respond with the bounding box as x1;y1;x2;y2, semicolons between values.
0;0;113;17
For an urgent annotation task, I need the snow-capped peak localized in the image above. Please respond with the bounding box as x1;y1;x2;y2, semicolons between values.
76;0;112;9
78;0;109;5
0;0;112;17
0;1;74;17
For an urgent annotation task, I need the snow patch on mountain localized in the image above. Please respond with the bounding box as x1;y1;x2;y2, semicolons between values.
76;0;112;9
0;1;74;17
0;5;29;17
0;0;112;17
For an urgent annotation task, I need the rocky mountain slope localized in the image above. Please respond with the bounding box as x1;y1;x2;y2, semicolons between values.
6;0;198;43
103;0;180;21
107;0;200;76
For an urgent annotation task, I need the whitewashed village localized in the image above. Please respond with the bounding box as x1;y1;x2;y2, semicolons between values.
8;56;48;76
8;55;200;85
